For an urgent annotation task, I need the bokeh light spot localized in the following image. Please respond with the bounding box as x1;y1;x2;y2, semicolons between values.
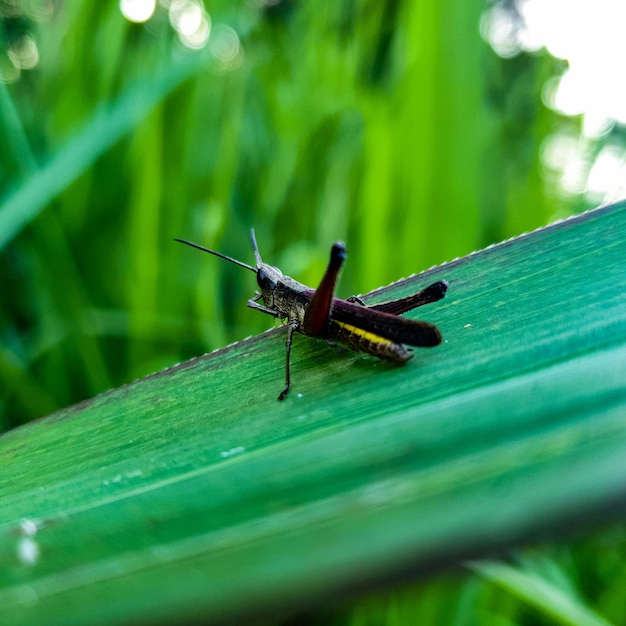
120;0;156;23
7;35;39;70
209;24;242;72
0;55;21;83
169;0;211;49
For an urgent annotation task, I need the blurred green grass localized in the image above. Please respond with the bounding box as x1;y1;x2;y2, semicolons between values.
0;0;568;427
2;2;623;625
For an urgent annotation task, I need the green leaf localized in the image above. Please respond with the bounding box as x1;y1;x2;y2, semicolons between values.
1;200;625;625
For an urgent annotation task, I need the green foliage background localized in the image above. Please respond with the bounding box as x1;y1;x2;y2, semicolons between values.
3;2;624;625
0;0;570;428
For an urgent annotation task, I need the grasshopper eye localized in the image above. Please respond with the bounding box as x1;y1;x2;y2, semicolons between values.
257;267;276;290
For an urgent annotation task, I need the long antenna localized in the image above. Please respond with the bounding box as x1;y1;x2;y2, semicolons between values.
249;228;263;269
174;238;257;273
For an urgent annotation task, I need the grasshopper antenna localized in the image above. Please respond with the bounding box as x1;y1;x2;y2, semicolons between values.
174;238;257;273
249;228;264;269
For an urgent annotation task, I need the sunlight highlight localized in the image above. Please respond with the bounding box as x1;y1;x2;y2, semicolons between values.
482;0;626;204
526;0;626;127
484;0;626;127
587;146;626;203
120;0;156;23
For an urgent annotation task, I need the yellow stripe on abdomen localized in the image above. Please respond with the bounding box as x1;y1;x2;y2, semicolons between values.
332;321;412;363
334;321;395;345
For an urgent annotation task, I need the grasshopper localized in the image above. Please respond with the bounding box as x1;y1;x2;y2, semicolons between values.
176;230;447;400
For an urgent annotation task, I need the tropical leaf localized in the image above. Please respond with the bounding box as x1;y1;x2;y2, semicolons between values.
1;200;624;624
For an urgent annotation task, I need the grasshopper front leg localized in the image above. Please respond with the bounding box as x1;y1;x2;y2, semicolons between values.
247;294;282;317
